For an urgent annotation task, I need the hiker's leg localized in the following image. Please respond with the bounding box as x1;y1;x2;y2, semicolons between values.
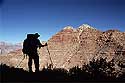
34;55;39;72
28;56;32;72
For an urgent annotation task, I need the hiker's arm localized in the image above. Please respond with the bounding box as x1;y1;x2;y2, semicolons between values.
37;39;47;48
40;43;47;47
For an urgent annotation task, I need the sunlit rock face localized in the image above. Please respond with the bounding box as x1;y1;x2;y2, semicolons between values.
0;24;125;72
46;24;125;69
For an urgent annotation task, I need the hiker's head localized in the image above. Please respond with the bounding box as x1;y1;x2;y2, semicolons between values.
34;33;40;38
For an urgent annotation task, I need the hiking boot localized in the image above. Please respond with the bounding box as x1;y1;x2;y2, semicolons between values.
29;69;33;72
35;69;39;72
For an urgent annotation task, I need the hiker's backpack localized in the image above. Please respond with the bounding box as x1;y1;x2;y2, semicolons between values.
22;34;35;54
22;39;29;54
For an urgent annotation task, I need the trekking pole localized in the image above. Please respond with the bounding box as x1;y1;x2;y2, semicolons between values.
16;54;26;68
46;44;53;67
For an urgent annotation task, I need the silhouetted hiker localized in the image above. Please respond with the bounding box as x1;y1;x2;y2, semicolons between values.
22;33;47;72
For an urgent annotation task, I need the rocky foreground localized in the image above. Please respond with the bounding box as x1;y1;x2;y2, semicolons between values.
0;24;125;72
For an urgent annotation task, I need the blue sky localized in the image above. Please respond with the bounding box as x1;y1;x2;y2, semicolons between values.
0;0;125;44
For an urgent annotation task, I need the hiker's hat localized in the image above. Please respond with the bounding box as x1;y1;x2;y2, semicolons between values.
34;33;40;37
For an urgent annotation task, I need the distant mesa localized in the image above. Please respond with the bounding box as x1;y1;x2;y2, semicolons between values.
0;42;22;55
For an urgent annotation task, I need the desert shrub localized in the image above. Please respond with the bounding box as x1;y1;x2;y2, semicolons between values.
0;57;124;82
